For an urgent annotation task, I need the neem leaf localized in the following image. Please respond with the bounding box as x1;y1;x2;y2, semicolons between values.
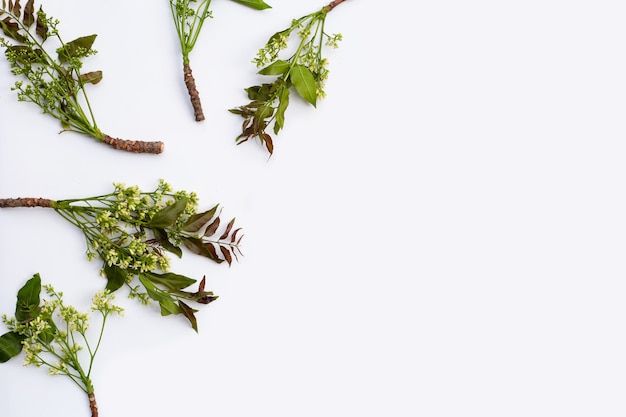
203;216;220;237
289;64;317;107
154;228;183;258
228;0;271;10
143;271;196;291
22;0;34;28
258;59;289;76
219;218;236;240
178;301;198;332
148;197;188;229
0;331;25;363
138;275;180;316
56;34;97;63
79;70;103;85
11;0;19;17
182;204;218;233
274;85;290;134
103;265;128;292
35;7;47;41
245;83;273;101
219;245;233;266
0;17;26;42
15;273;41;322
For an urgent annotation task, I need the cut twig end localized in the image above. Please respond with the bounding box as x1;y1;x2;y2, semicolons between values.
183;63;205;122
102;135;165;154
0;198;54;208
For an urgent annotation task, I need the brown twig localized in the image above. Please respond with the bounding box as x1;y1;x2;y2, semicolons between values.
325;0;346;12
0;198;54;208
184;63;205;122
88;392;98;417
102;135;165;154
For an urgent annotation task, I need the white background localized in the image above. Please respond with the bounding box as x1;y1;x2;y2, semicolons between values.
1;0;626;416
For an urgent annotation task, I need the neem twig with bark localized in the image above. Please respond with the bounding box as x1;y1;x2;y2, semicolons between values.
169;0;271;122
229;0;347;155
1;274;123;417
0;0;164;153
0;180;243;331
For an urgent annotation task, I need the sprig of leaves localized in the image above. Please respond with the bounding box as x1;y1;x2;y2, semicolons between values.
229;0;345;155
170;0;271;122
0;180;244;330
0;0;164;153
0;273;123;417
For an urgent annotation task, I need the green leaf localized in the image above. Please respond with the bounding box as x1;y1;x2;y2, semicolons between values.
245;83;273;101
228;0;271;10
56;34;97;63
177;301;198;332
148;198;188;229
289;64;317;107
154;228;183;258
182;237;224;264
103;264;128;292
0;332;25;363
138;275;180;316
274;85;289;134
15;273;41;322
0;17;26;42
79;70;103;85
258;60;289;76
182;204;218;233
143;271;196;291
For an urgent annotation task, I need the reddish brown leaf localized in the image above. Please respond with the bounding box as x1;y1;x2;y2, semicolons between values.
203;216;220;237
219;245;233;266
262;133;274;154
11;0;19;17
197;276;206;294
219;218;236;240
182;204;218;233
230;228;242;243
22;0;33;27
203;242;223;264
178;301;198;332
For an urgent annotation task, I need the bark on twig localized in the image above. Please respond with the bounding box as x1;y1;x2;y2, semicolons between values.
0;198;53;208
102;135;165;154
88;392;98;417
184;63;205;122
326;0;346;11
